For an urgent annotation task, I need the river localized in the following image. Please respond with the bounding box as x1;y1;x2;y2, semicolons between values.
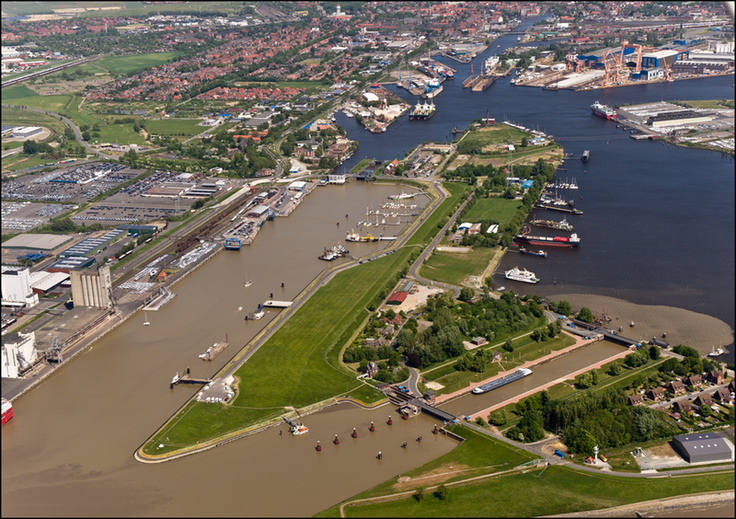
3;14;734;517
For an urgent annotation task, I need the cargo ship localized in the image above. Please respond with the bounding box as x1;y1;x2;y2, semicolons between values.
530;216;574;232
472;368;533;394
514;233;580;248
505;266;540;284
591;101;617;120
2;398;13;425
409;100;436;120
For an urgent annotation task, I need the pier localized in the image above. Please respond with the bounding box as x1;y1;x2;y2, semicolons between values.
262;300;293;308
199;341;229;361
171;368;211;388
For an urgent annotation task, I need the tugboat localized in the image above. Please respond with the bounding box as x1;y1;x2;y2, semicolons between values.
282;415;308;435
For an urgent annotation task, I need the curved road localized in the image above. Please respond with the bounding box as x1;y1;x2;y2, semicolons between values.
3;103;115;160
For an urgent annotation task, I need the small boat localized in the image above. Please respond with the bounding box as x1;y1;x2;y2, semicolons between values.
143;312;150;326
254;311;264;320
630;321;635;327
708;347;725;358
519;248;547;257
244;272;252;287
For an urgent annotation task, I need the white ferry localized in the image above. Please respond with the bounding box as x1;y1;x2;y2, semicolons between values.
504;267;540;284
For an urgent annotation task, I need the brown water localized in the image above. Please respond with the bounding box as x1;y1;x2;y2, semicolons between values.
439;341;627;418
0;184;635;517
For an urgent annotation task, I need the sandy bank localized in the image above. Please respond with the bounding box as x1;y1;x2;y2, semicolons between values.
552;293;733;356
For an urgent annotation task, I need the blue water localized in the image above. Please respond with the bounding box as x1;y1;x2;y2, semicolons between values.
335;16;735;359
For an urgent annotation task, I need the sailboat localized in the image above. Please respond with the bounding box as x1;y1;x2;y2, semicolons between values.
143;312;150;326
244;272;252;287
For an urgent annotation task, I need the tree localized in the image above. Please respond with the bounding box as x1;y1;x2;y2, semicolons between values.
82;130;91;141
699;404;712;418
557;300;571;316
459;287;474;302
609;362;623;376
648;345;660;360
23;140;39;154
436;484;448;500
521;137;528;147
576;307;594;323
503;338;514;352
489;409;508;426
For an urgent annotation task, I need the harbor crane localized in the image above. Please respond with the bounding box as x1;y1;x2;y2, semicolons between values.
620;40;643;72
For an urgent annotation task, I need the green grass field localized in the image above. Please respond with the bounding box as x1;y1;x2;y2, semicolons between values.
1;85;39;100
96;52;185;75
329;463;734;517
145;119;206;139
406;182;469;247
95;122;146;145
421;247;497;285
2;155;54;174
463;197;522;225
3;95;71;113
461;125;532;148
1;107;67;135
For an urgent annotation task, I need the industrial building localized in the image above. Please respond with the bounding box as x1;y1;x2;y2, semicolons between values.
641;50;679;69
2;233;75;254
633;68;664;81
29;270;70;295
1;266;39;308
671;433;733;464
58;229;125;257
647;110;713;127
70;265;112;310
1;331;37;379
47;256;95;274
12;126;43;139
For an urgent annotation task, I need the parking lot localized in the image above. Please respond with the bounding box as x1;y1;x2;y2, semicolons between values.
2;162;145;203
1;200;72;233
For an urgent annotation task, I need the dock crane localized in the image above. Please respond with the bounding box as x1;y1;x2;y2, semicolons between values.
621;40;643;72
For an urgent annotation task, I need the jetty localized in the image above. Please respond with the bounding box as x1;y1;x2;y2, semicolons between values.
170;368;211;388
199;341;229;361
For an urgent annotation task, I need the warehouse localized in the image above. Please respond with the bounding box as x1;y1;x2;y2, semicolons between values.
58;229;125;257
2;233;74;253
29;271;70;295
647;110;713;127
47;256;95;274
12;126;43;139
671;433;733;464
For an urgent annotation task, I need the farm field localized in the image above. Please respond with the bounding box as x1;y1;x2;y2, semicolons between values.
3;94;71;113
95;52;185;75
95;122;146;146
1;85;39;99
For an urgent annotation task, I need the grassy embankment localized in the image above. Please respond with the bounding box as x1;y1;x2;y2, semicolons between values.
140;182;470;456
316;425;734;517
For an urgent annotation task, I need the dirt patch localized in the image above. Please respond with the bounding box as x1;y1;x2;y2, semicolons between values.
645;443;678;459
392;463;472;491
542;440;569;457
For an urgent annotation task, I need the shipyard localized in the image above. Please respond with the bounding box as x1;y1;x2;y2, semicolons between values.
2;2;734;518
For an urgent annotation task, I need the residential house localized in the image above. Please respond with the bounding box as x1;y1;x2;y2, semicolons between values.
628;394;644;406
365;361;378;378
673;399;692;413
713;387;733;405
666;380;686;396
693;394;713;408
647;387;666;402
682;375;702;389
707;370;724;385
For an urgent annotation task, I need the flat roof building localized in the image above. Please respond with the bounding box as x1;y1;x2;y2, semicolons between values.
671;433;733;464
13;126;43;139
2;233;74;252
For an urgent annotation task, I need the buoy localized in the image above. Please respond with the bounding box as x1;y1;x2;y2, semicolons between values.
432;424;439;435
416;436;422;442
316;441;321;451
401;441;407;449
333;434;340;445
387;415;393;425
402;413;408;420
369;421;375;432
281;282;284;288
351;428;357;438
